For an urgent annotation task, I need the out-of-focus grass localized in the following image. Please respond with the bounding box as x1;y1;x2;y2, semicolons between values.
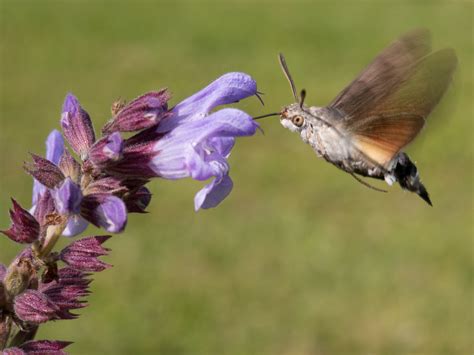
0;1;472;354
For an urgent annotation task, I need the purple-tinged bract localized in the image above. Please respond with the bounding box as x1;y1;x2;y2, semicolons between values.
21;340;72;354
24;154;65;189
59;235;111;272
2;199;40;244
3;340;72;355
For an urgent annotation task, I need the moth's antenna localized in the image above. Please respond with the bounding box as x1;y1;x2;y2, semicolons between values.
299;89;306;108
253;112;280;120
278;53;298;101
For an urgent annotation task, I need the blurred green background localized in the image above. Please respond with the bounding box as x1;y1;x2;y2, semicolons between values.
0;1;472;354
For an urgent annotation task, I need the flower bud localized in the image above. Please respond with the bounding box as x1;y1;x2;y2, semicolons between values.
102;89;171;134
14;290;60;324
88;132;124;169
124;186;152;213
13;340;72;354
61;93;96;160
3;256;35;299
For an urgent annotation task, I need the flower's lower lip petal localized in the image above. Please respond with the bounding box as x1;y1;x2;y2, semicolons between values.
157;72;257;132
187;146;229;181
151;109;255;180
194;175;233;211
62;215;89;237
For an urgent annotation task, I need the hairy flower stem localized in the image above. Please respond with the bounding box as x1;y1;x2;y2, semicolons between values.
0;315;12;350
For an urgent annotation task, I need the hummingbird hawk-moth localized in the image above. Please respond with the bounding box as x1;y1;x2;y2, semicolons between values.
257;29;457;205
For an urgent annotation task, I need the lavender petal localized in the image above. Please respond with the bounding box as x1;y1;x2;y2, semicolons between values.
151;108;257;179
157;72;257;132
194;174;233;210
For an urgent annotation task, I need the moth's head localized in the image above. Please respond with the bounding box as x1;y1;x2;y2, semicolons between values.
280;103;309;133
253;53;310;132
277;53;309;133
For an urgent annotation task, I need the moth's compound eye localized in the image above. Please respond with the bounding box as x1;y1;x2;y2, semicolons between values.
292;115;304;127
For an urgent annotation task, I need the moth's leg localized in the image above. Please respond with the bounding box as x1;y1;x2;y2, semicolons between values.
348;168;388;193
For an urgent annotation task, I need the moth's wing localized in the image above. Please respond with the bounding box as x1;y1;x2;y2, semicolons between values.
346;48;458;167
329;28;432;119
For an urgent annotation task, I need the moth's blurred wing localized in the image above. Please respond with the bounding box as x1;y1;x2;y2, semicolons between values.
329;28;432;119
351;114;424;167
348;48;458;167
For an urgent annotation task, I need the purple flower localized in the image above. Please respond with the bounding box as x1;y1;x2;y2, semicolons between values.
107;73;259;210
29;134;128;237
2;199;40;244
147;72;259;210
61;93;96;160
152;108;257;210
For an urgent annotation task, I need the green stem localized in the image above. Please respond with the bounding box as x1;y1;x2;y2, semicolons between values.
8;324;38;348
